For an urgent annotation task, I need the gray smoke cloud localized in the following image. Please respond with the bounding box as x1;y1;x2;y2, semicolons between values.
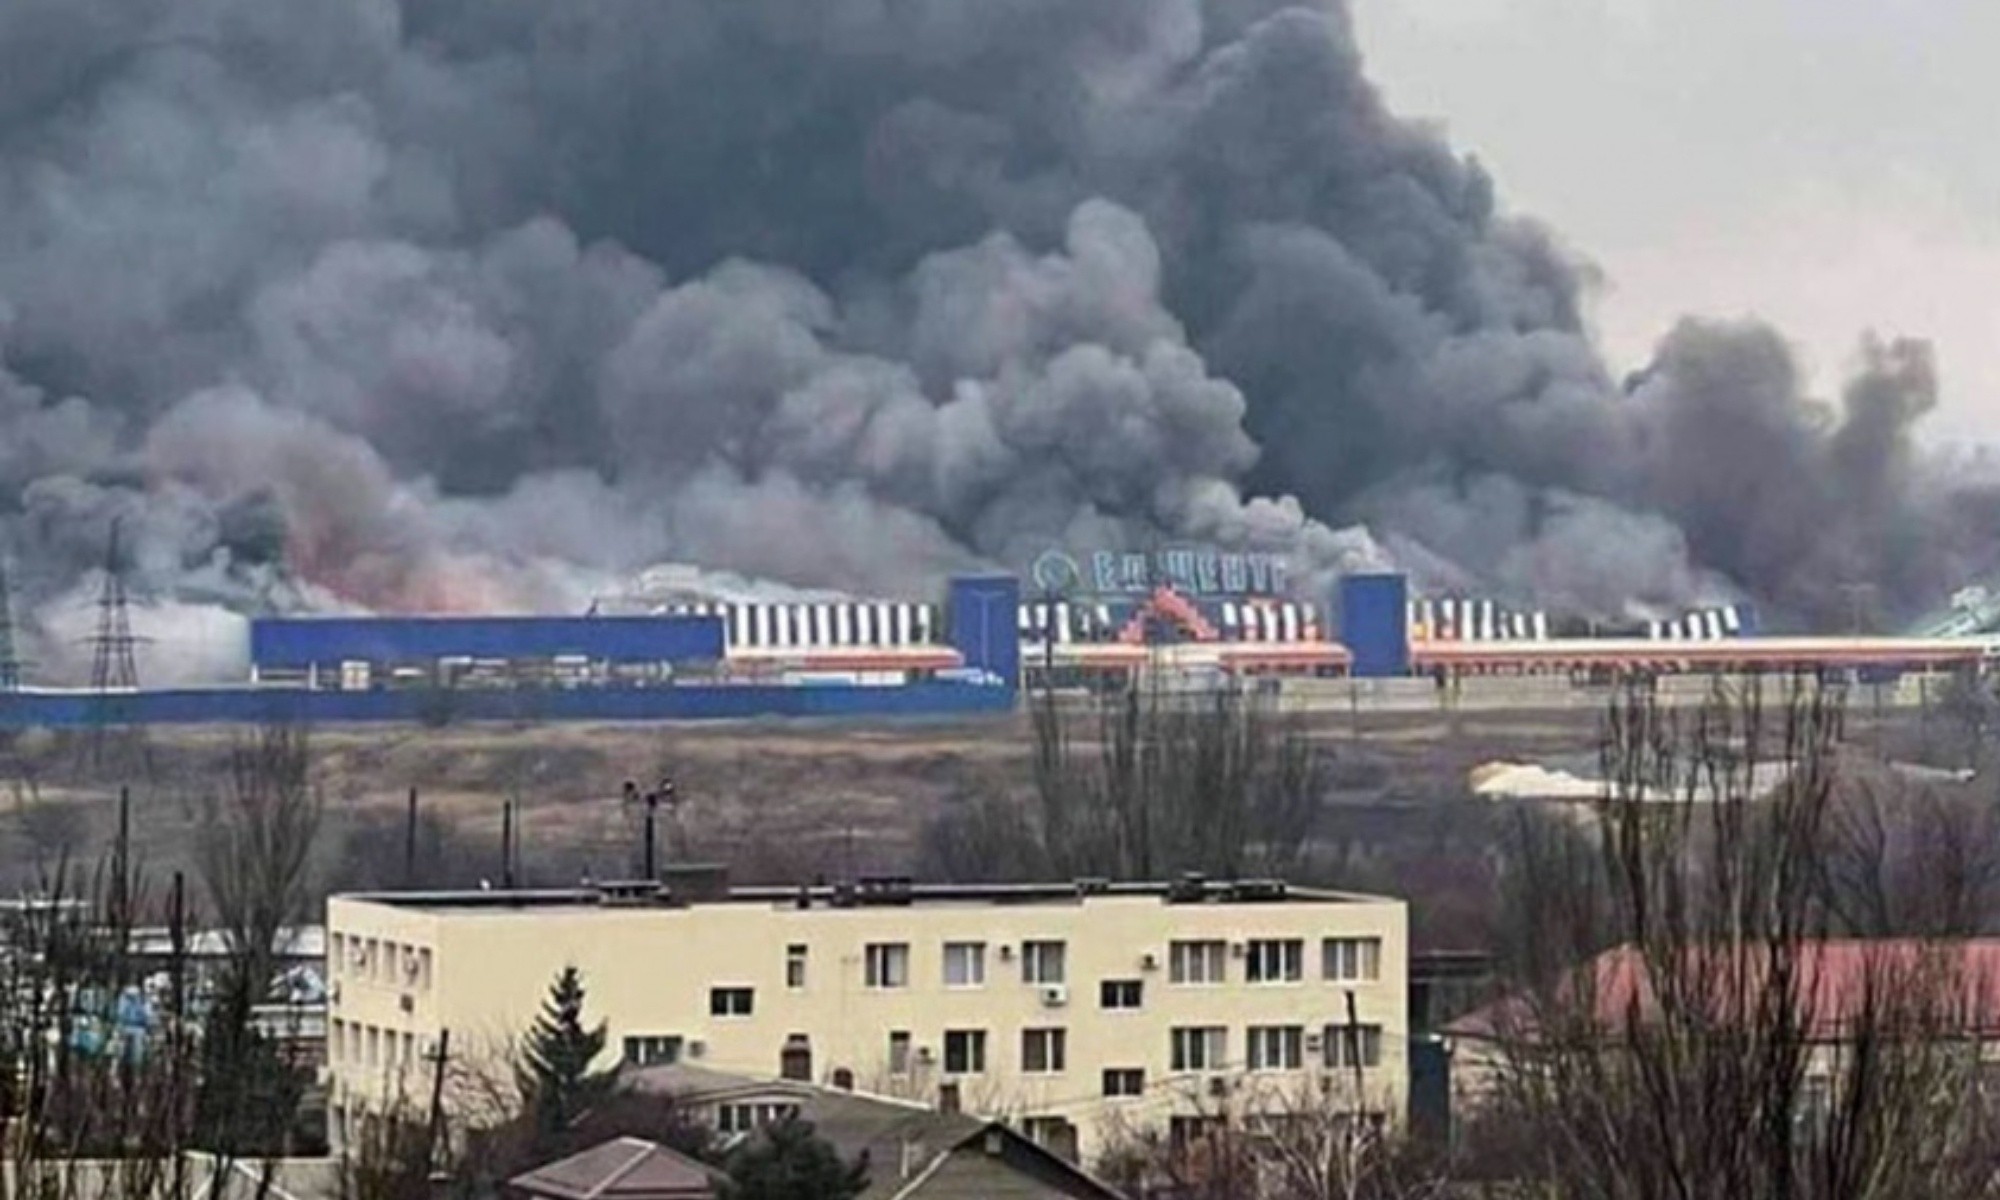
0;0;1990;682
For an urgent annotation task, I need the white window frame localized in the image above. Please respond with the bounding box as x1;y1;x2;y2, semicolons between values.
785;944;808;990
709;986;754;1017
1247;1025;1304;1071
943;941;987;988
622;1035;684;1067
1323;937;1383;983
1022;1027;1067;1074
1246;939;1304;984
1021;940;1067;985
1323;1023;1384;1070
865;942;910;989
1100;979;1143;1010
718;1102;799;1134
944;1029;987;1075
1169;940;1227;985
1170;1026;1227;1072
1102;1067;1145;1097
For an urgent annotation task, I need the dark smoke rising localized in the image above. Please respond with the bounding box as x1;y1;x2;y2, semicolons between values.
0;0;1990;682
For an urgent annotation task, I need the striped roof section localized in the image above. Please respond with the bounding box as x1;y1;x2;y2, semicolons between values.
661;602;940;651
1018;598;1322;645
1408;597;1550;643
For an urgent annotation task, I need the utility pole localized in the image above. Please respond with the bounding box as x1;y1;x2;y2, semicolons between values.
500;800;516;890
169;869;188;1200
111;785;132;936
424;1028;453;1177
405;787;420;888
0;546;20;691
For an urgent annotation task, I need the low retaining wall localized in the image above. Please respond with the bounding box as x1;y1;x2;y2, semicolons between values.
0;682;1017;727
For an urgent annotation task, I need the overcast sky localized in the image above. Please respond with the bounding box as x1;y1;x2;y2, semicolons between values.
1349;0;2000;441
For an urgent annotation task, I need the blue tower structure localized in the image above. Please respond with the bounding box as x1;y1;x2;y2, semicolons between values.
1339;573;1411;678
946;575;1021;687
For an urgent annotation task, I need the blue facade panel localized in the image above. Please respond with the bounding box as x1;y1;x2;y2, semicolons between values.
1734;604;1761;638
1340;573;1411;678
0;681;1013;728
250;615;725;669
947;575;1021;686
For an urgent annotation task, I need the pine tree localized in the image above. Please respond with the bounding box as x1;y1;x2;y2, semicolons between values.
721;1116;869;1200
517;966;612;1146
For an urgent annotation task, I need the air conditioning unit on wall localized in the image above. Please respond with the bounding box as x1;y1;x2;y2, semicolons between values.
1040;985;1068;1008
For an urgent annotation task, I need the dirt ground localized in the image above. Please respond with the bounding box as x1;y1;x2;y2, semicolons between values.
0;700;1956;951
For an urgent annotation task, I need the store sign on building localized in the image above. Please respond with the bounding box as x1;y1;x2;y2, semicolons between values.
1031;549;1289;597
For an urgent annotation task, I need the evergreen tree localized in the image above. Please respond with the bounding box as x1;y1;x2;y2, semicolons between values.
721;1116;869;1200
517;966;612;1146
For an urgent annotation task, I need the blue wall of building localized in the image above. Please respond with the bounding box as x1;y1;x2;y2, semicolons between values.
1736;604;1762;638
946;575;1021;685
1339;573;1411;678
0;681;1012;728
250;614;725;669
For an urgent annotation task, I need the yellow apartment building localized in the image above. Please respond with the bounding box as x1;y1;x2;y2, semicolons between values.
325;873;1407;1163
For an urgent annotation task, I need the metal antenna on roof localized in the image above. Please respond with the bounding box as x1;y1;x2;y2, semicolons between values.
637;775;677;880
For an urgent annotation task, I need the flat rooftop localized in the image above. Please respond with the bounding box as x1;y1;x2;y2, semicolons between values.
334;873;1391;915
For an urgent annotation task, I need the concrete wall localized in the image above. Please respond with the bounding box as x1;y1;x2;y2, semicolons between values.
0;681;1015;727
1276;670;1964;715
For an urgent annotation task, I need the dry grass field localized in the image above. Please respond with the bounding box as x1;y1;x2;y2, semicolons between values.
0;697;1962;952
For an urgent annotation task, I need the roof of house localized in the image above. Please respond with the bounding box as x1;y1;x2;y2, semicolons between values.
626;1064;1125;1200
1448;939;2000;1044
510;1137;726;1200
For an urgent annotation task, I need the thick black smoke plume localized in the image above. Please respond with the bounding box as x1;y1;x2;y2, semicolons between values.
0;0;1991;681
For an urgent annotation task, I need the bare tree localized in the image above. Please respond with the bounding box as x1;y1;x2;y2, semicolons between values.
1092;1071;1441;1200
1;857;201;1200
335;1087;436;1200
1820;771;2000;938
916;786;1051;883
964;677;1330;884
193;722;323;1161
1470;676;1998;1199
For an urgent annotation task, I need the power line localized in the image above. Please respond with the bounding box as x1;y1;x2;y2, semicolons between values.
86;518;141;693
79;518;151;775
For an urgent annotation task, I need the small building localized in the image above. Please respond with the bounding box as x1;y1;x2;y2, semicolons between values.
1442;939;2000;1121
509;1137;724;1200
326;873;1407;1165
626;1062;1127;1200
